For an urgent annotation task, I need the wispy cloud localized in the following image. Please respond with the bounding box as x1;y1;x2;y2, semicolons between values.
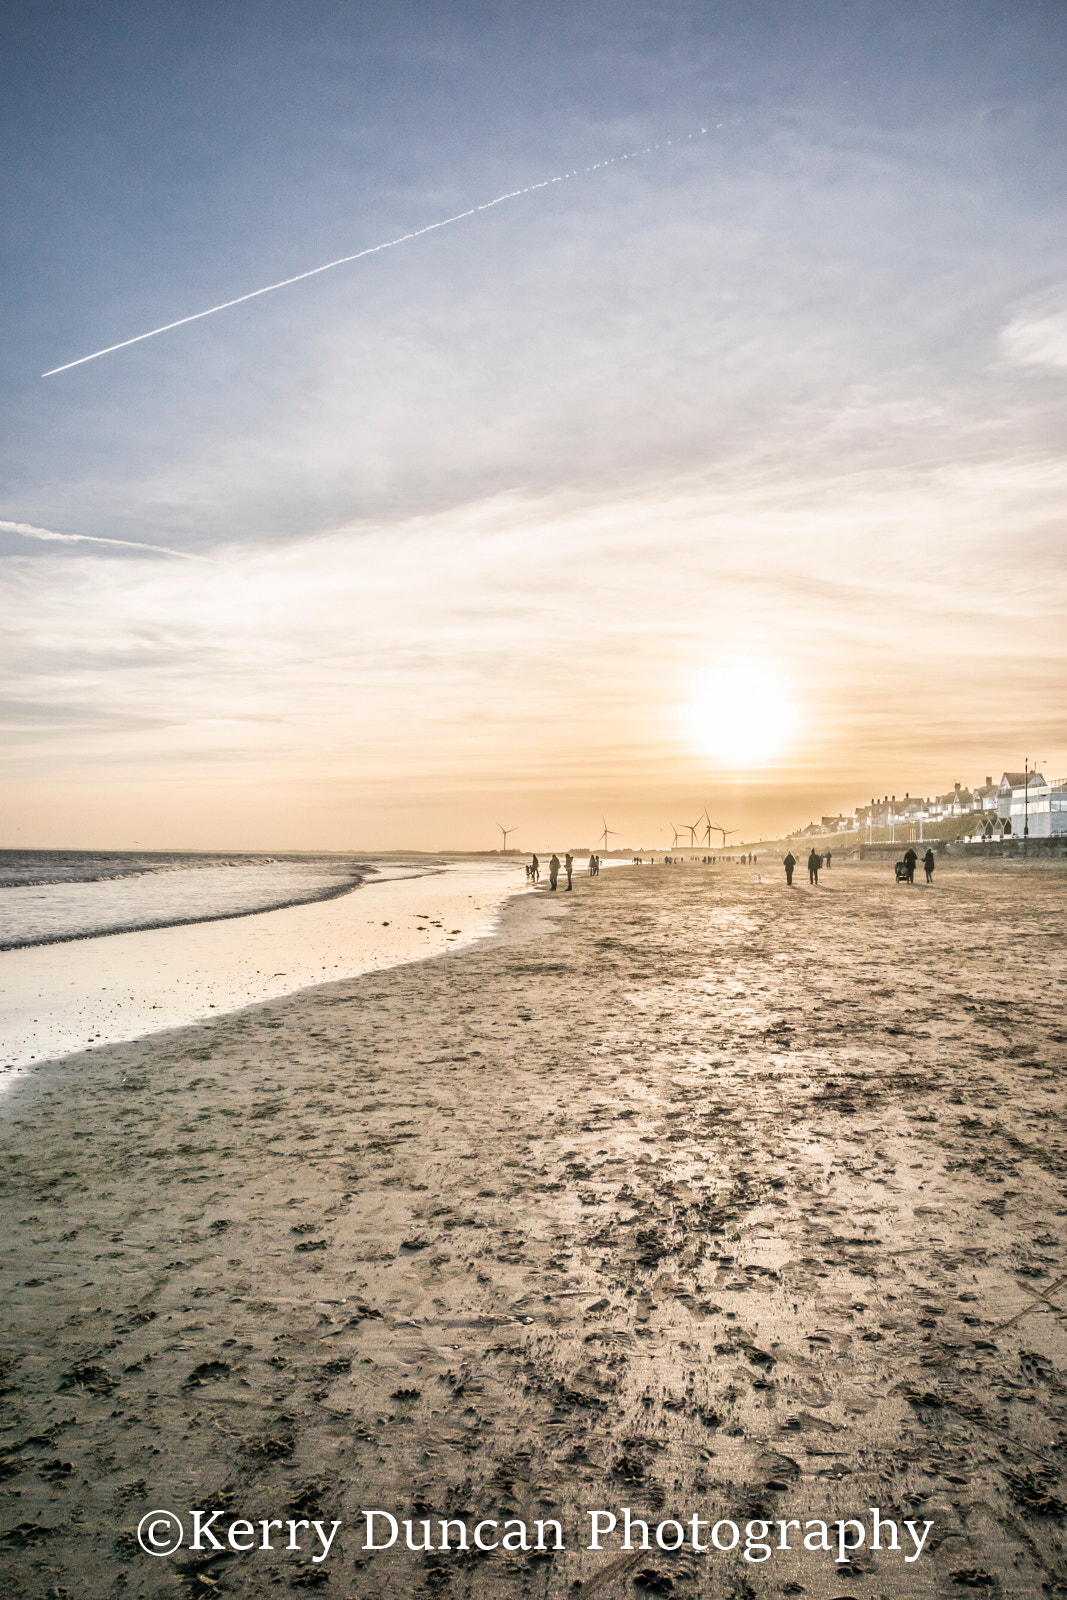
1001;304;1067;370
0;520;214;563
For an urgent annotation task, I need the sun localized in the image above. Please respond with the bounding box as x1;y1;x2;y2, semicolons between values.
684;659;796;767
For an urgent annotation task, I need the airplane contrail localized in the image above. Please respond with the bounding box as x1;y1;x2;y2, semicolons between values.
42;129;717;377
1;519;214;562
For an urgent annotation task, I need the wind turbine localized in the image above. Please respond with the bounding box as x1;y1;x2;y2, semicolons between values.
707;820;739;849
669;823;683;849
597;816;620;852
496;823;517;851
685;816;704;849
701;809;714;847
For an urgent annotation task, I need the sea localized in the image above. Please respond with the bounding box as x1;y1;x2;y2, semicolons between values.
0;852;533;1078
0;850;369;949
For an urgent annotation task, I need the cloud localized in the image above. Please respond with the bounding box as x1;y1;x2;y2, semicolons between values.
0;520;212;562
13;95;1051;553
3;454;1065;848
1000;306;1067;370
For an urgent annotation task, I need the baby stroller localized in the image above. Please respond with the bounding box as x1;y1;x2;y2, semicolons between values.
894;860;908;883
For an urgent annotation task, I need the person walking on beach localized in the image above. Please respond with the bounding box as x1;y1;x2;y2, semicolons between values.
530;854;540;883
808;848;821;885
923;848;935;884
825;850;832;869
565;852;574;889
549;854;560;890
783;850;796;886
903;846;917;884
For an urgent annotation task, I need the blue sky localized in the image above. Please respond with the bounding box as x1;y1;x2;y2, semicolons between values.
2;1;1066;848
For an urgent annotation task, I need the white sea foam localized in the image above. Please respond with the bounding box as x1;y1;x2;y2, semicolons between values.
0;857;364;949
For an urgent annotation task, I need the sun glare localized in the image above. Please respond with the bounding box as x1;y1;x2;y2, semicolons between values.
685;659;796;767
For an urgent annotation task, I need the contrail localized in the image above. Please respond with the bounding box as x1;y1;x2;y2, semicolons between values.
42;129;716;377
0;519;214;562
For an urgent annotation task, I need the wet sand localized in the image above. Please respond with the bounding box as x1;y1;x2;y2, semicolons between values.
2;859;1066;1599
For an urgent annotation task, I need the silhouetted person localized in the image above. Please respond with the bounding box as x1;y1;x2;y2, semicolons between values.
783;851;796;886
903;846;917;884
825;850;832;869
549;854;560;890
565;852;574;889
530;854;540;883
808;848;821;885
923;848;935;884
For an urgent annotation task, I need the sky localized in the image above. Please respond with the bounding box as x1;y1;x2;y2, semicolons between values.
2;0;1066;851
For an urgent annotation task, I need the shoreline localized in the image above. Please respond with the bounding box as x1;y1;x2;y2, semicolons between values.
2;861;1066;1596
0;859;530;1076
0;868;375;953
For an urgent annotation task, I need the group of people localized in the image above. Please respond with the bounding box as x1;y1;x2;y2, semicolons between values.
897;846;936;884
527;852;577;890
782;847;832;885
662;854;757;866
526;851;603;888
527;841;940;892
529;843;940;892
781;845;935;885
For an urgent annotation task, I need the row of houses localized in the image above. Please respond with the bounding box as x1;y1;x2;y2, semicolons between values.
793;771;1067;841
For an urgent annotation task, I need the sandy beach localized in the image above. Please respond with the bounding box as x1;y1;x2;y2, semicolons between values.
2;858;1067;1599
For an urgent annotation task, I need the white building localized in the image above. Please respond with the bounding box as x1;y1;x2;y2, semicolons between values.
1008;780;1067;838
997;771;1043;822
